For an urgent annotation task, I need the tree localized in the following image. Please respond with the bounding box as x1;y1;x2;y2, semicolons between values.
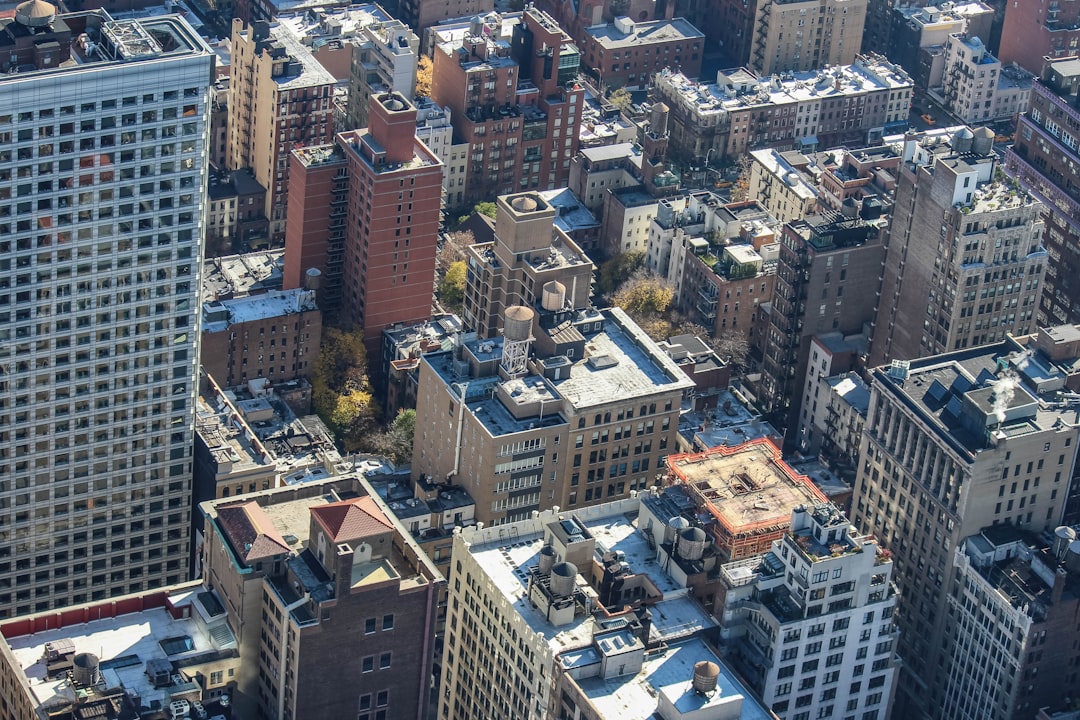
438;229;474;270
712;332;750;370
474;201;497;219
438;260;466;314
608;87;632;112
415;55;433;98
613;270;675;317
730;155;753;203
597;251;644;297
372;409;416;465
311;327;380;451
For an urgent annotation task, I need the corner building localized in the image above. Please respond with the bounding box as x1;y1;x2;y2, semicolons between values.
0;6;213;615
850;332;1080;718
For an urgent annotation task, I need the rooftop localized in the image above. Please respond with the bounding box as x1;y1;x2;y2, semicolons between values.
1;10;211;81
668;439;828;535
572;637;772;720
4;586;236;715
202;288;318;333
584;17;703;49
462;500;718;653
678;389;779;450
538;188;601;234
256;20;337;89
202;250;284;302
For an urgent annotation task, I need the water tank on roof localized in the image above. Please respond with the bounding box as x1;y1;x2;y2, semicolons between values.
304;267;321;291
952;127;974;153
511;195;539;213
538;544;556;574
972;126;995;155
15;0;55;28
678;527;708;561
1053;526;1076;560
692;661;720;694
541;281;566;311
1067;540;1080;573
503;305;535;341
72;653;99;687
549;561;577;597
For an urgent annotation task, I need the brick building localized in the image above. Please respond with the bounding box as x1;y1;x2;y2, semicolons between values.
999;0;1080;75
283;92;443;351
579;16;704;90
430;8;585;206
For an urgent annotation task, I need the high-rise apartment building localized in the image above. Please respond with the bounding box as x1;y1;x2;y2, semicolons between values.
758;211;886;442
938;33;1033;123
718;504;900;720
871;128;1047;366
1006;56;1080;327
342;9;419;130
0;5;213;616
749;0;868;75
850;332;1080;718
430;8;584;207
227;19;336;244
284;92;444;350
399;0;492;33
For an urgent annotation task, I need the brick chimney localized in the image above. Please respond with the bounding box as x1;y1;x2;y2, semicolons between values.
368;92;417;164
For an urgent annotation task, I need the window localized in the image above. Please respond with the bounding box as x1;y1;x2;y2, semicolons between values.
365;618;377;634
383;614;394;630
362;656;374;673
376;690;389;707
379;652;392;669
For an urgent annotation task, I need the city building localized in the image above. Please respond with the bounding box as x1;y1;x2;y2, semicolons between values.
718;504;900;720
438;498;772;720
414;96;466;205
283;92;444;350
758;210;886;441
943;525;1080;719
794;333;870;461
200;287;322;388
888;1;995;88
569;142;642;214
429;8;585;206
1005;56;1080;327
412;304;692;525
658;334;732;405
871;127;1046;366
850;334;1080;718
749;0;868;75
652;58;912;166
204;167;268;256
227;19;336;244
665;439;830;561
209;77;229;169
0;6;213;614
332;6;419;129
937;33;1033;123
200;476;442;720
0;582;239;720
202;250;284;301
399;0;492;33
815;144;900;214
538;187;602;254
381;313;464;416
747;149;821;223
578;16;704;91
462;192;596;339
998;0;1080;75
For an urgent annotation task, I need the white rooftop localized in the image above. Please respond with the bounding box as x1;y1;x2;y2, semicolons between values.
465;501;716;653
6;588;234;714
202;288;318;332
575;637;772;720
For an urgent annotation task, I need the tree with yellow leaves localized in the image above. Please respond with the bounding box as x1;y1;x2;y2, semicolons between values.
311;327;380;451
416;55;433;98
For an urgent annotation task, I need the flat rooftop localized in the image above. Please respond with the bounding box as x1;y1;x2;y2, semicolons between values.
585;18;703;49
5;587;235;714
202;288;318;332
574;637;772;720
668;440;827;533
202;250;284;302
262;21;336;89
464;500;716;653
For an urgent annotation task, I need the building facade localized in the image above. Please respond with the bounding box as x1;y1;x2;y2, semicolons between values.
719;504;900;720
1006;56;1080;327
430;9;585;206
227;19;336;244
871;128;1046;366
998;0;1080;75
0;6;213;615
938;33;1033;123
579;16;704;90
850;336;1080;718
749;0;868;75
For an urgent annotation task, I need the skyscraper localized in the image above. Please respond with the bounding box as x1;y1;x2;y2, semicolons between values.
0;5;214;615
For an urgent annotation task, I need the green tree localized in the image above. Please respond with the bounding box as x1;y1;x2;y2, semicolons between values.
311;327;380;450
597;251;644;297
438;260;466;314
373;409;416;465
474;201;498;219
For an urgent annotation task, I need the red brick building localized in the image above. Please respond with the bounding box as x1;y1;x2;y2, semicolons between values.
580;16;704;90
283;92;443;353
999;0;1080;75
430;8;584;207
